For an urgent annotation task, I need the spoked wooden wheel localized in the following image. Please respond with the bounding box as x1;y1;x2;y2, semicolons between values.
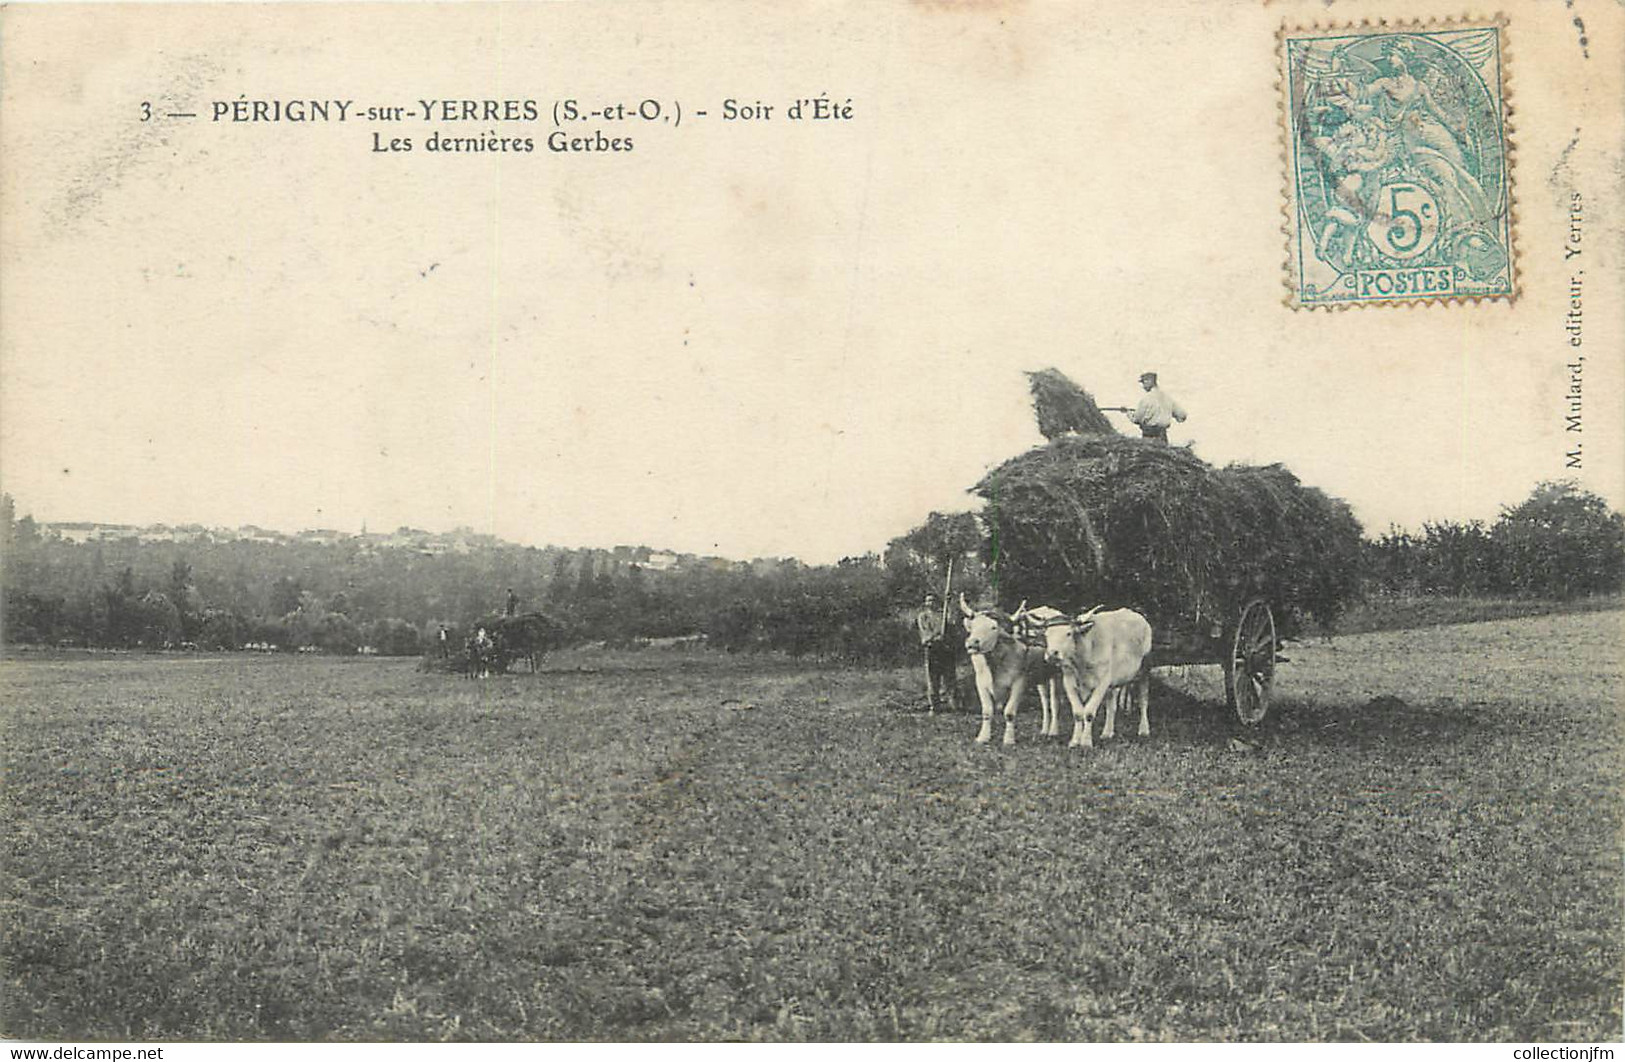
1225;598;1277;726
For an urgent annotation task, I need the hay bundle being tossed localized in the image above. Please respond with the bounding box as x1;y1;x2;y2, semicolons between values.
974;434;1364;637
1026;368;1116;439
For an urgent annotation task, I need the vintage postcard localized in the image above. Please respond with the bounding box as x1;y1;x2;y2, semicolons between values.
1;0;1621;1047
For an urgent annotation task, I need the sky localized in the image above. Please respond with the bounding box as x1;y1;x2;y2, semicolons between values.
3;2;1621;564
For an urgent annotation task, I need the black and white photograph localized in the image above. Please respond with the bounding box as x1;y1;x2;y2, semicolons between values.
1;0;1622;1046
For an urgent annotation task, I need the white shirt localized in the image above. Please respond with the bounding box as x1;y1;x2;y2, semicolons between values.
1130;387;1187;430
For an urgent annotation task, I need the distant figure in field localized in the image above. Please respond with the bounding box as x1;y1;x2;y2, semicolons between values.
505;588;519;617
917;592;960;713
437;624;449;658
471;626;494;679
1127;371;1187;444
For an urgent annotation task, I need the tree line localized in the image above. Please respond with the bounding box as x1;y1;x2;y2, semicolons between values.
0;496;988;663
1362;481;1623;599
1;481;1618;659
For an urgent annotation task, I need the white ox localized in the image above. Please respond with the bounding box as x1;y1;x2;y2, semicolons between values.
1042;607;1154;749
958;595;1061;745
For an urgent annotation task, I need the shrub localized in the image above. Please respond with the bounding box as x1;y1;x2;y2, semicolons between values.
1493;481;1625;598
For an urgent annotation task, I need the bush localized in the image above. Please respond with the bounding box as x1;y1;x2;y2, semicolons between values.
197;608;246;651
1416;520;1501;595
365;618;422;656
1493;481;1625;598
313;612;361;654
1364;482;1624;600
705;602;757;653
3;592;63;645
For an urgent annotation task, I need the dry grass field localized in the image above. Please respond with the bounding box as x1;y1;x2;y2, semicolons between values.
2;609;1621;1041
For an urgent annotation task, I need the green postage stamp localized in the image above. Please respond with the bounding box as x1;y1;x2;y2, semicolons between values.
1280;19;1514;308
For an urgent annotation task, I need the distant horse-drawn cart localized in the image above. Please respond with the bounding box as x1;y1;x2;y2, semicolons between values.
476;612;567;674
424;611;568;677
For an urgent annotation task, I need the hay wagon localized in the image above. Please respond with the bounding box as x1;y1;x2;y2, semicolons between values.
976;419;1362;729
1141;597;1280;726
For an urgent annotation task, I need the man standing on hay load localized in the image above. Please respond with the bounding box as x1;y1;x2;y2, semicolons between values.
1127;371;1187;444
917;592;960;713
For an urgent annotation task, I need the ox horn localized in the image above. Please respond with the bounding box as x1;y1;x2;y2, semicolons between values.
958;592;976;618
1073;604;1104;630
1010;600;1029;621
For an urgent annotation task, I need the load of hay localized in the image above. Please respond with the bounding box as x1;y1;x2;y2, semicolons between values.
1026;368;1116;439
975;392;1363;638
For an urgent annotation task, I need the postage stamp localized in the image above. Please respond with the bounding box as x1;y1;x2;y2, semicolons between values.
1280;18;1515;308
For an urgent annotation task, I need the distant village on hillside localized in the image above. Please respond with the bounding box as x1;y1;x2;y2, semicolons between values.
44;521;502;554
8;503;907;659
33;520;794;576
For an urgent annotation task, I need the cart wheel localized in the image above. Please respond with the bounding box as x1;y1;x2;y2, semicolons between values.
1225;598;1276;726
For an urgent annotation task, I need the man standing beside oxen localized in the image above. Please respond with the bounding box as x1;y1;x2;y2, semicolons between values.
916;592;961;713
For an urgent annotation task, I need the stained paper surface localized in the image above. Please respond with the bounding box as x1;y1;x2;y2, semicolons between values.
2;1;1618;556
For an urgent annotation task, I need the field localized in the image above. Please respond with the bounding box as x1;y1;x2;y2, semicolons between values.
2;610;1622;1041
1332;593;1625;637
